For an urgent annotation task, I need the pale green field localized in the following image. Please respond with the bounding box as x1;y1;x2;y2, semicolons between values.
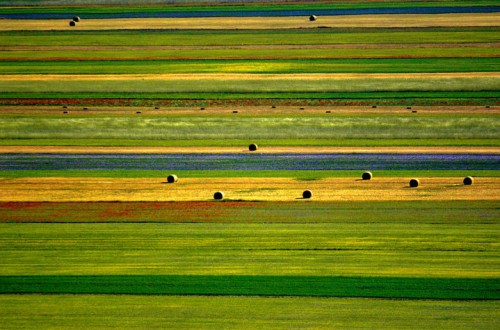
2;75;498;94
0;114;497;140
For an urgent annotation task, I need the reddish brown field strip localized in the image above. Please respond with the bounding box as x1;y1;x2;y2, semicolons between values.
1;13;498;31
0;177;497;202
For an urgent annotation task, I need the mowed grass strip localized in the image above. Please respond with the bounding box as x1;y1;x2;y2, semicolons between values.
0;275;498;299
1;201;498;223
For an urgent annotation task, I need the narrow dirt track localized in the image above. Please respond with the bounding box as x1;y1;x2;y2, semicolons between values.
0;146;498;154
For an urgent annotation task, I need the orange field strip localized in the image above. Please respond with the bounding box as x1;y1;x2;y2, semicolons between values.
0;177;497;202
0;146;498;154
0;13;499;31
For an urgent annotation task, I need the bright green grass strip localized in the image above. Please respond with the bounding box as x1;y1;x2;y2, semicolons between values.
2;30;498;47
1;58;498;74
0;295;498;330
0;170;498;179
0;275;497;299
0;138;498;147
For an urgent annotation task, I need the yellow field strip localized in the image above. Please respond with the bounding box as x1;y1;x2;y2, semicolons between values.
1;72;498;81
0;177;497;202
0;146;498;154
1;13;498;31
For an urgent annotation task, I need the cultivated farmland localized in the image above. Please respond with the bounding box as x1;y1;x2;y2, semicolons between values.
0;1;499;329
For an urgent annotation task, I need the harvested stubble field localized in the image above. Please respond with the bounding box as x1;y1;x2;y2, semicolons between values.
0;177;498;202
1;13;499;31
0;2;499;329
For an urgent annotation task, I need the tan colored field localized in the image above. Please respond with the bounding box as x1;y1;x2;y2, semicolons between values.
0;146;498;154
0;13;498;31
0;177;497;202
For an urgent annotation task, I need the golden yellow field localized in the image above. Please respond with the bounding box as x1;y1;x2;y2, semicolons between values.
1;177;498;202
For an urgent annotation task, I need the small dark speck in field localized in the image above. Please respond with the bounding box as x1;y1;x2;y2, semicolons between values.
372;105;377;109
233;110;238;113
326;110;331;113
136;111;142;114
412;110;418;113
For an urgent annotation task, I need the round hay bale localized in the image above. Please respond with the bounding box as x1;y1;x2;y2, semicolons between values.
69;21;76;27
73;16;81;22
463;176;474;185
409;178;420;188
362;171;372;180
249;143;258;152
214;191;224;200
302;190;313;199
167;174;178;183
309;15;317;21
